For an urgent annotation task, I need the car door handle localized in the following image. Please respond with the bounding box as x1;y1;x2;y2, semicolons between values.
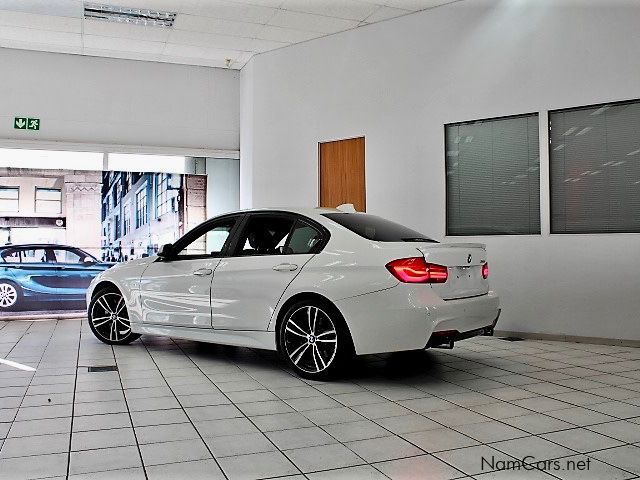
273;263;298;272
193;268;213;276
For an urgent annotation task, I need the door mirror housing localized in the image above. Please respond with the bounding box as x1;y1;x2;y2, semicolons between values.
158;243;176;260
83;257;96;264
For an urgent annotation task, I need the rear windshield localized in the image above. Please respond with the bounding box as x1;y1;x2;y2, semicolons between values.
323;213;437;243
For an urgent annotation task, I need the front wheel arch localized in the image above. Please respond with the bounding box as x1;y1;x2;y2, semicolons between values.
88;284;140;345
91;280;120;298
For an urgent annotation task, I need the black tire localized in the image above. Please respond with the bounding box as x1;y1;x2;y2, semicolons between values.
88;286;141;345
0;280;22;311
278;298;354;380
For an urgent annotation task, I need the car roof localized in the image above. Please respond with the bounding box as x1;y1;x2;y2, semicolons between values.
218;207;354;221
0;243;77;250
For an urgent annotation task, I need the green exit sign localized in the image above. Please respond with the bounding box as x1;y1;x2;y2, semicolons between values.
14;117;40;131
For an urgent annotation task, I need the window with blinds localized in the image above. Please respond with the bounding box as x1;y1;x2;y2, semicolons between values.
445;114;540;235
550;100;640;233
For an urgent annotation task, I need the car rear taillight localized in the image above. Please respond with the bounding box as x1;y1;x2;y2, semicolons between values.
482;263;489;279
385;257;448;284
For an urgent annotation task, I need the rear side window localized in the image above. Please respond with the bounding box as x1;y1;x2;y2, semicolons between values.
235;215;296;256
323;213;437;243
287;221;323;254
21;248;50;263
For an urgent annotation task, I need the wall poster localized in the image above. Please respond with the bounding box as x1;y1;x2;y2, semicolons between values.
0;166;207;317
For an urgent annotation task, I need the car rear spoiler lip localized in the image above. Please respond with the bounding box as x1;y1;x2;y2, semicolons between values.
425;309;501;349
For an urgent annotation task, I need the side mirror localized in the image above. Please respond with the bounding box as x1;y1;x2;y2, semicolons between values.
158;243;175;260
83;257;96;264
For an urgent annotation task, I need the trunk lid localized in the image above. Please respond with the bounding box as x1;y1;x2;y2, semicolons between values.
417;243;489;300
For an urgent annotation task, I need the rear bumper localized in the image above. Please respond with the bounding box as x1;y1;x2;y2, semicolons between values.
429;291;501;335
335;286;500;355
426;309;501;348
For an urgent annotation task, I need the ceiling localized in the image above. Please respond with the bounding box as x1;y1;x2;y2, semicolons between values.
0;0;456;69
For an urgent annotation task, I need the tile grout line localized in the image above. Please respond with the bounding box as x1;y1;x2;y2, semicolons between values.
1;320;55;456
140;337;232;479
111;338;149;480
229;348;465;478
66;318;82;478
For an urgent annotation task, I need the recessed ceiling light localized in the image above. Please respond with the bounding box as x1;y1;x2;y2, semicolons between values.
84;2;177;27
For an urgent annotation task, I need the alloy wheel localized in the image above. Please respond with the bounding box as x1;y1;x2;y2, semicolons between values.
90;292;131;342
0;283;18;308
284;305;338;374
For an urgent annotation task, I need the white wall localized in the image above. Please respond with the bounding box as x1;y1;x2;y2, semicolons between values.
241;0;640;341
0;48;239;151
206;157;240;218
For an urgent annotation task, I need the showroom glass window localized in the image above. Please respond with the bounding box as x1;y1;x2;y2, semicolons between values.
123;203;131;235
550;100;640;233
445;114;540;235
135;186;148;228
156;173;170;217
0;187;19;212
35;188;62;214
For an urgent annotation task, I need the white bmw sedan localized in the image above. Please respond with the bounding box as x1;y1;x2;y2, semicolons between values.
87;207;500;379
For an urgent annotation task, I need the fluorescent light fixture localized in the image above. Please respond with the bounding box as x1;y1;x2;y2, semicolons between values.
84;3;177;27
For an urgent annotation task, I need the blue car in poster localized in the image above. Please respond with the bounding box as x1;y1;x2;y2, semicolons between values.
0;244;113;311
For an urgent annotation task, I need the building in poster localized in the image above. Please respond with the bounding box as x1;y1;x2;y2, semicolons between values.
0;167;102;256
0;166;207;313
100;171;207;262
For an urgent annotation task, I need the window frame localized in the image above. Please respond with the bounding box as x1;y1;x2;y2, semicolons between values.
226;211;330;258
51;247;96;264
285;218;327;255
548;97;640;235
34;187;62;215
155;173;171;218
0;186;19;212
18;247;52;264
135;183;148;229
123;202;131;236
444;111;541;237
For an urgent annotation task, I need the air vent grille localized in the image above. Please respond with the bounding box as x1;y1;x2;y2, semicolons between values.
84;3;177;27
87;365;119;372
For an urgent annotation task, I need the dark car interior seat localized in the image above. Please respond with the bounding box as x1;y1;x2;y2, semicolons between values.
241;217;294;256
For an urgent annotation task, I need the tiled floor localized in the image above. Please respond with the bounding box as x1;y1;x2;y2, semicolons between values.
1;319;640;480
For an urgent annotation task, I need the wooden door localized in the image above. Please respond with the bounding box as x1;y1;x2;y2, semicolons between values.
319;136;366;212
